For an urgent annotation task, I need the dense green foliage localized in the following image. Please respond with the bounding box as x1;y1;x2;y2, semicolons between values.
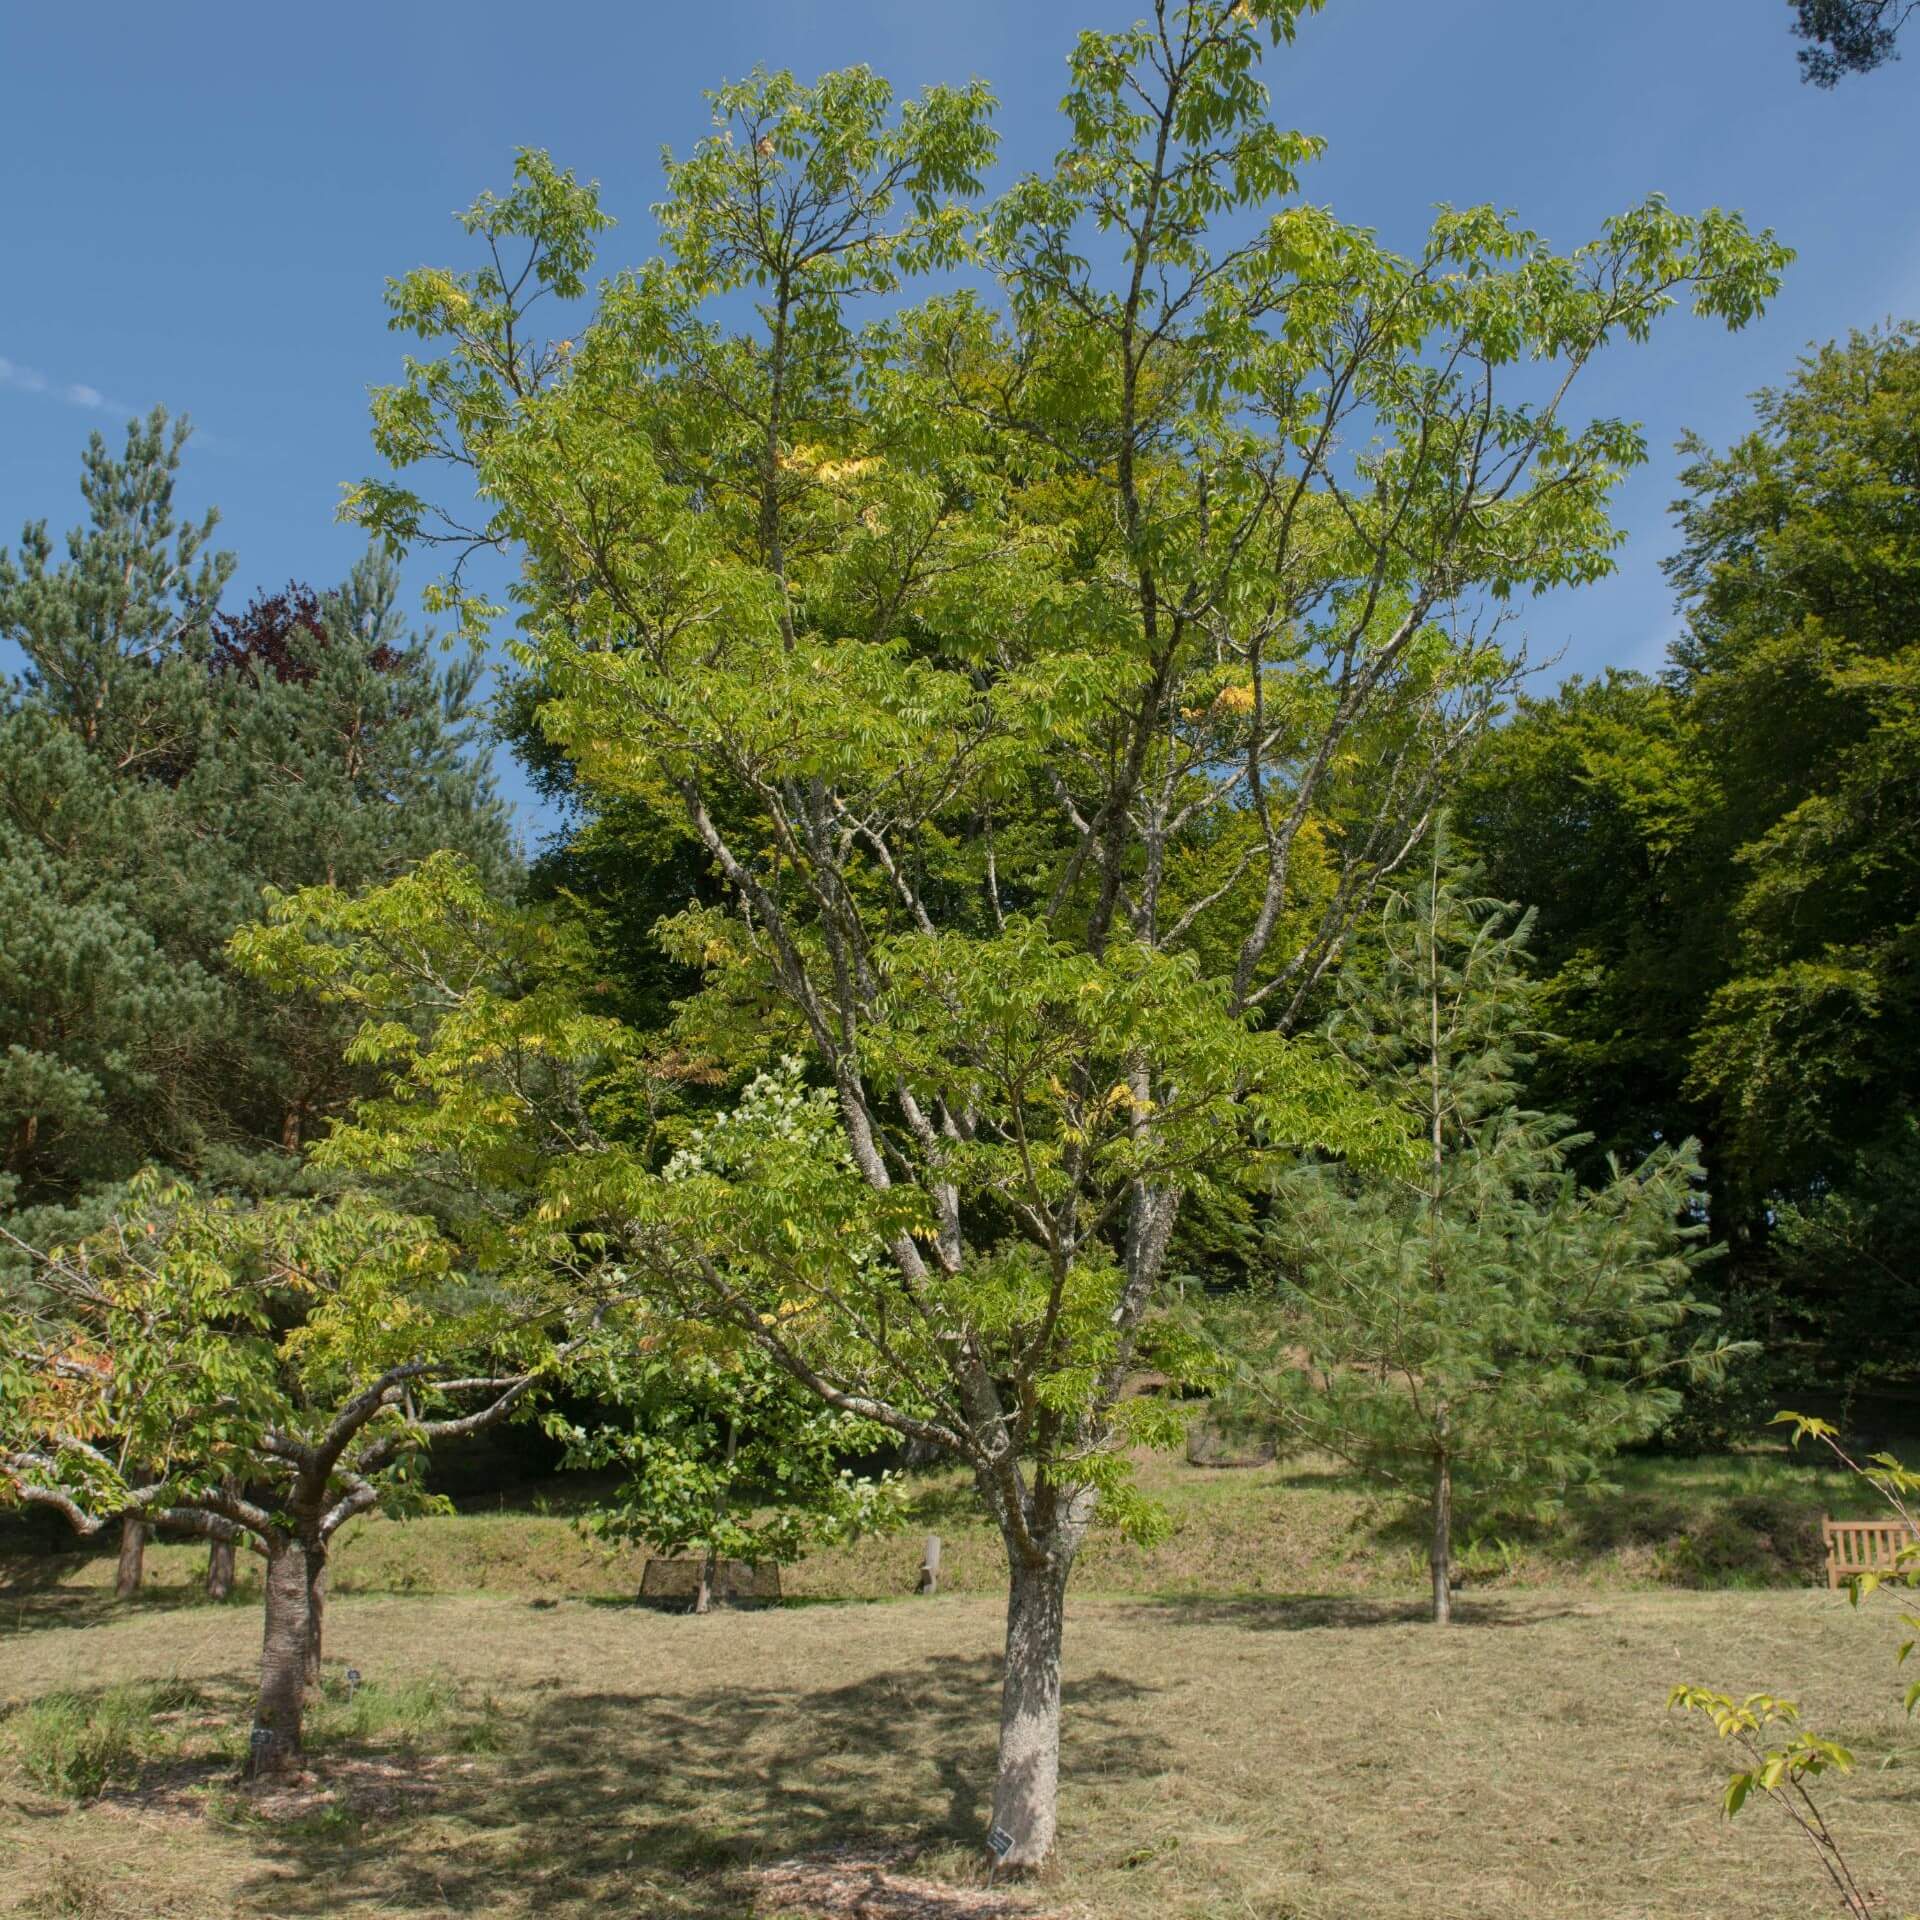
0;412;514;1248
1461;326;1920;1408
14;0;1919;1887
558;1319;902;1581
0;1172;591;1767
0;30;1913;1920
1791;0;1916;83
0;1179;566;1535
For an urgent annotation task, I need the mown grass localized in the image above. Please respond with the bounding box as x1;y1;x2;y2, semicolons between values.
0;1586;1914;1919
2;1443;1912;1914
0;1670;511;1814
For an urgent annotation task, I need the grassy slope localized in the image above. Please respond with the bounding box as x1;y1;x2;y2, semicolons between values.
1;1587;1915;1919
12;1443;1892;1612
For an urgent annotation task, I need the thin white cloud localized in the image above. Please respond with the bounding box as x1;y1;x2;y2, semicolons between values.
0;353;124;414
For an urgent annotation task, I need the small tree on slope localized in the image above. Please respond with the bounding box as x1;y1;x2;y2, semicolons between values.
1225;842;1725;1622
560;1316;903;1615
0;1182;586;1775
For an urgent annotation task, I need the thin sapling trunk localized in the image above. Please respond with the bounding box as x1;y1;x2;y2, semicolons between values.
693;1414;738;1617
1425;846;1452;1631
1431;1439;1453;1626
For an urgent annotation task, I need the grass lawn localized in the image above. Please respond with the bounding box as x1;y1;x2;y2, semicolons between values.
0;1584;1915;1919
2;1446;1917;1918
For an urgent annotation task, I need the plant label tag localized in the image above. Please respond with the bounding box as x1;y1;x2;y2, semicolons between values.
986;1825;1016;1860
346;1669;361;1688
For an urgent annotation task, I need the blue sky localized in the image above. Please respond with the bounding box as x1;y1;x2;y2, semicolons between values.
3;1;1916;841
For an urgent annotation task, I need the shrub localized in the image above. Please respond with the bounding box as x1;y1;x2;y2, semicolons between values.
309;1673;457;1750
8;1679;202;1799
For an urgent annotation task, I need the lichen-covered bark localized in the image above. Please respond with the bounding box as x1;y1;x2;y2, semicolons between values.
988;1553;1073;1870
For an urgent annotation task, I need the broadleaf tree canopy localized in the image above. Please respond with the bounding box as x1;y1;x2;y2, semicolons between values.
292;0;1786;1864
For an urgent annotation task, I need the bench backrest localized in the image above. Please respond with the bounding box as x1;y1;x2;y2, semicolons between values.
1822;1517;1919;1590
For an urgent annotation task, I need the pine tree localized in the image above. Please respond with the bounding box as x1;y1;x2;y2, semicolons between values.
0;415;515;1235
0;412;232;1215
0;408;230;773
1230;839;1720;1622
183;550;514;1165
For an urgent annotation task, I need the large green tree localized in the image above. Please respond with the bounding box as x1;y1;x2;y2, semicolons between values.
1463;327;1920;1394
1456;670;1722;1183
1671;327;1920;1209
309;0;1783;1865
0;413;231;1210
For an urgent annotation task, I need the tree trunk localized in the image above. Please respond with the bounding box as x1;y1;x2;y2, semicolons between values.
988;1554;1073;1870
114;1516;145;1600
693;1417;738;1617
304;1547;328;1685
1424;843;1452;1633
206;1536;236;1602
249;1538;312;1777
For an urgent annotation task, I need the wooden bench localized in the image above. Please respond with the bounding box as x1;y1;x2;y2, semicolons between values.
1822;1517;1919;1590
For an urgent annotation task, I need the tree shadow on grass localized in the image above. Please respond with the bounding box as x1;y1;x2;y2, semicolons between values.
1556;1485;1825;1589
1262;1461;1379;1495
1131;1592;1593;1632
230;1654;1154;1919
0;1580;245;1635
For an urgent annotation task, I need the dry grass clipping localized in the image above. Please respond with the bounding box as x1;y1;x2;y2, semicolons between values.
752;1847;1070;1919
